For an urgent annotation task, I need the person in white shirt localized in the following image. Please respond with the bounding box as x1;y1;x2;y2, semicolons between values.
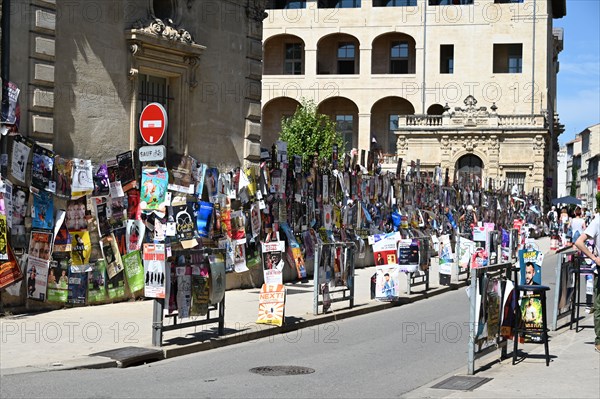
570;207;587;242
574;213;600;353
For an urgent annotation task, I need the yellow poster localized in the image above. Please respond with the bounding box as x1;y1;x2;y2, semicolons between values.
70;231;91;267
256;284;285;327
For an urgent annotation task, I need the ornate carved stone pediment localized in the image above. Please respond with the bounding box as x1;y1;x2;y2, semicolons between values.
132;17;195;45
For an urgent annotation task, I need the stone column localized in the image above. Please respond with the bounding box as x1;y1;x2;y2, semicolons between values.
357;113;371;152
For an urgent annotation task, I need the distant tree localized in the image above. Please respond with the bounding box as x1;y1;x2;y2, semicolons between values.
279;99;344;169
570;165;578;197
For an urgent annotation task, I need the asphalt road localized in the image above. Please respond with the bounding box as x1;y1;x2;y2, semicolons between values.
1;288;472;399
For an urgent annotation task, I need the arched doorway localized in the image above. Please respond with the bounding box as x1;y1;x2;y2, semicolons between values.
455;154;483;186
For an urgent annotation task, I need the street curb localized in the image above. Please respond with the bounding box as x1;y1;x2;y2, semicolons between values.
0;357;118;376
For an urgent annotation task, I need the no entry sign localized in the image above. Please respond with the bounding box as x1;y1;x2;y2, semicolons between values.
139;102;167;145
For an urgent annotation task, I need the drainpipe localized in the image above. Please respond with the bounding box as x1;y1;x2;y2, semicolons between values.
422;0;427;114
1;0;10;179
531;0;536;115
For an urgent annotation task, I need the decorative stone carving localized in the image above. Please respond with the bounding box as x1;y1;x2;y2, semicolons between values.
397;135;408;154
184;55;200;89
132;17;195;45
246;1;268;21
463;136;478;152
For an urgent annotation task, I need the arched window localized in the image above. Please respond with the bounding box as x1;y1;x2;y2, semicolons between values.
455;154;483;185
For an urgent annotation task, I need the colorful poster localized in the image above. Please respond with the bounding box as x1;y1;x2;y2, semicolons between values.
54;156;73;199
123;250;144;294
67;270;88;305
256;284;285;327
92;163;110;197
29;230;52;261
127;189;141;220
10;135;32;184
31;145;55;192
0;244;23;289
190;264;210;316
126;219;145;252
71;158;94;198
261;240;285;285
195;163;207;199
397;238;419;272
205;167;219;199
281;222;306;279
88;259;108;303
457;237;476;270
375;265;401;300
70;230;92;268
438;234;454;275
140;166;168;211
0;214;7;260
26;256;49;301
208;253;226;304
218;237;235;273
107;268;125;300
250;202;261;238
233;238;248;273
112;226;127;256
46;255;70;303
372;232;400;266
101;234;124;279
53;212;72;253
117;151;136;192
173;203;195;241
519;294;544;343
32;190;54;230
95;200;111;237
169;154;194;193
4;180;13;229
519;248;541;286
109;196;127;228
66;197;88;232
143;243;166;298
196;201;213;238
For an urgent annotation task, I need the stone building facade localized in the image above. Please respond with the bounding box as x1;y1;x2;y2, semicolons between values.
5;0;267;169
261;0;566;204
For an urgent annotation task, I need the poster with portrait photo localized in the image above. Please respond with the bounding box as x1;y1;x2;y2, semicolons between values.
518;249;542;286
31;145;55;193
54;156;73;199
66;197;88;232
117;151;136;192
95;200;111;237
67;270;87;305
26;256;49;301
11;185;28;247
205;167;219;200
10;135;33;184
169;154;194;194
32;190;54;231
375;265;401;301
71;158;94;198
109;196;127;228
46;254;70;303
29;230;53;262
261;240;285;285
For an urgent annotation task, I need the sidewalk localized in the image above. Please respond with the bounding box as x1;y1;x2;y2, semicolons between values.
0;265;451;373
402;315;600;398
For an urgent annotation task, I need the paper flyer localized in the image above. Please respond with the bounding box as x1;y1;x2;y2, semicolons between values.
233;238;248;273
11;185;28;249
172;203;195;241
256;284;285;327
101;234;124;279
26;256;49;301
281;222;306;279
205;167;219;199
372;232;400;266
46;255;70;303
117;151;136;192
71;158;95;198
208;253;226;304
397;238;419;273
196;201;213;238
29;230;52;261
88;259;108;303
438;234;454;275
92;163;110;197
126;219;145;252
195;162;207;198
54;157;73;199
375;265;401;300
190;263;210;316
66;197;88;232
518;248;542;286
10;135;32;184
0;244;23;289
143;243;166;298
127;189;141;220
123;250;144;293
4;180;13;229
32;190;54;230
0;214;7;260
67;270;88;305
140;166;168;211
176;266;192;318
70;230;91;268
31;145;56;193
262;240;285;285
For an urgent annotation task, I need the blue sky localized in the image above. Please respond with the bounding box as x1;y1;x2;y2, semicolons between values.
554;0;600;145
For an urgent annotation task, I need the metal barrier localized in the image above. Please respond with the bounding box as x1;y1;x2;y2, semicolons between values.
151;247;226;347
313;241;356;315
405;236;431;295
467;231;519;375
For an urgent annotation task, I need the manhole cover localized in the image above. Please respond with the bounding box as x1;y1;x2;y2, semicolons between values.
431;376;492;391
250;366;315;376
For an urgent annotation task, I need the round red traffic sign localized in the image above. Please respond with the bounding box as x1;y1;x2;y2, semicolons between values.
139;103;168;145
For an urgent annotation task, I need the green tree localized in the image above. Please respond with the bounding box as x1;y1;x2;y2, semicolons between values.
279;99;344;168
